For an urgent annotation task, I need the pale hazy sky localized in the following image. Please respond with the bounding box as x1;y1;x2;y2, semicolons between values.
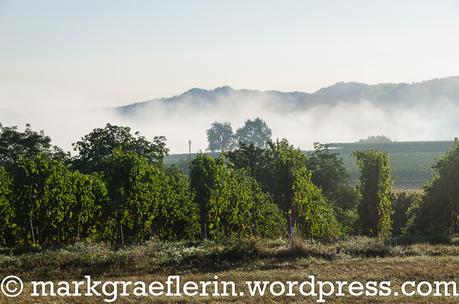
1;0;459;110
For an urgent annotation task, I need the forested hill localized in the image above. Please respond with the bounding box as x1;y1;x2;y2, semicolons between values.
116;76;459;116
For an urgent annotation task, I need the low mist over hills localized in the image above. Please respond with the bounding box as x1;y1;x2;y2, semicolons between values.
114;76;459;152
117;76;459;116
2;77;459;153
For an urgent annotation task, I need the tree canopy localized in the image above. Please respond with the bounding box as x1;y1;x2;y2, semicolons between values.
2;121;459;248
0;124;67;167
409;140;459;237
72;123;168;173
206;122;234;152
234;118;272;149
353;150;393;238
190;154;286;240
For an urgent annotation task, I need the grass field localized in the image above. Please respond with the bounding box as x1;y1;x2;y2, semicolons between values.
2;238;459;303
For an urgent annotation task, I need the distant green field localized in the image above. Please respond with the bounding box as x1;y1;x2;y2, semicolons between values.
165;141;454;189
328;141;453;189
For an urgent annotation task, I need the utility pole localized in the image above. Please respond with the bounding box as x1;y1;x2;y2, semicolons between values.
188;140;192;161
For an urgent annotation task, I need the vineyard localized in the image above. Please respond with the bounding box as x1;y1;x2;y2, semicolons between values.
328;141;454;189
166;141;454;189
2;122;459;303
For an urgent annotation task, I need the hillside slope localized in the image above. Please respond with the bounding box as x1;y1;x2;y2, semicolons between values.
117;76;459;117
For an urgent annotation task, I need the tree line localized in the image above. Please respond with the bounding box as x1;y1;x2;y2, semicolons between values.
206;118;272;152
1;122;459;248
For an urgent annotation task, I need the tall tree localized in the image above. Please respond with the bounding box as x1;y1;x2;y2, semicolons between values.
408;139;459;237
72;123;168;173
227;139;341;242
11;154;51;245
353;150;394;238
68;172;108;242
206;122;234;152
189;154;218;238
234;118;272;149
189;154;285;240
102;149;199;245
154;167;200;241
0;166;15;246
392;192;419;237
225;143;265;177
306;143;359;233
0;124;67;167
262;140;340;242
10;154;107;245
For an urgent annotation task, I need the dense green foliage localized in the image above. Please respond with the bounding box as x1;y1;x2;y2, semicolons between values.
306;143;359;233
409;140;459;237
206;122;234;152
0;166;14;246
1;121;459;248
101;149;199;245
189;154;217;238
332;141;453;188
227;140;341;239
170;140;454;189
206;118;272;152
234;118;272;148
72;123;168;173
190;154;286;240
0;124;68;167
392;192;420;237
9;153;108;246
354;150;394;238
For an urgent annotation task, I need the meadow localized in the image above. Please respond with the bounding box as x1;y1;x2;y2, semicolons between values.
2;238;459;303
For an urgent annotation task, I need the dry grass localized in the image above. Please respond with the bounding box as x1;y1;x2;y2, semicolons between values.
2;238;459;303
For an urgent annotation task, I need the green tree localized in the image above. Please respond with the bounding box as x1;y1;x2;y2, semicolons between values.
228;139;341;241
250;181;287;239
73;123;168;173
11;154;75;245
68;172;108;242
103;149;158;245
234;118;272;149
206;122;234;152
266;140;341;241
408;140;459;237
103;149;199;245
0;166;15;246
225;143;265;177
292;165;341;239
353;150;394;238
190;154;285;240
306;143;359;233
11;154;52;245
208;163;285;239
189;154;218;238
10;154;106;245
154;167;200;241
392;192;419;237
0;124;67;167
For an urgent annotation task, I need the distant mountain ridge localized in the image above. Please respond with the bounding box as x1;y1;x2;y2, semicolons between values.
116;76;459;117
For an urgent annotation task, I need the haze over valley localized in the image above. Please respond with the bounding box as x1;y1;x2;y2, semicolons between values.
2;77;459;153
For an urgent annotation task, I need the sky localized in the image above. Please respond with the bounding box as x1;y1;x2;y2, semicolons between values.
1;0;459;153
1;0;459;110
